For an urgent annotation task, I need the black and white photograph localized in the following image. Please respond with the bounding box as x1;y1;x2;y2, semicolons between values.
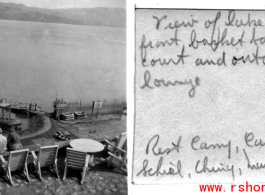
0;0;127;194
131;0;265;194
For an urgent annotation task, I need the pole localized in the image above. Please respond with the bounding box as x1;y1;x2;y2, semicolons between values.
91;101;94;120
113;99;115;113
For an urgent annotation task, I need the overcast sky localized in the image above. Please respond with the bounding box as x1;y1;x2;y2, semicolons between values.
0;0;126;9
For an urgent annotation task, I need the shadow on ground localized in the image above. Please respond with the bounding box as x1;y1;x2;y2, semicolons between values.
1;147;127;195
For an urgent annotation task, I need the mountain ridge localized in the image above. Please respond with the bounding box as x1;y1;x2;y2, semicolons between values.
0;2;126;28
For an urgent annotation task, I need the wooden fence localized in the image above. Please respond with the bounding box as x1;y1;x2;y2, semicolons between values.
53;99;126;120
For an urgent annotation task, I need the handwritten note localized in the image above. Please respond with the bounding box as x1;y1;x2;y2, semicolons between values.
134;9;265;183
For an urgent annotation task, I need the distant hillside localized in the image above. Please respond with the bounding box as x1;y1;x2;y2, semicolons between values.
0;2;126;28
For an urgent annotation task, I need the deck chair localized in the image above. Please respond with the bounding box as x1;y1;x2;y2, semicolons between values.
0;149;30;186
104;132;127;153
62;148;90;184
106;146;127;174
31;145;59;181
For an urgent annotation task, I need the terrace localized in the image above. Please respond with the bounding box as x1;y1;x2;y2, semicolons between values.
0;101;127;195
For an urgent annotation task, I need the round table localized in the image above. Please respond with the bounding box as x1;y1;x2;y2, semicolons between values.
70;138;104;166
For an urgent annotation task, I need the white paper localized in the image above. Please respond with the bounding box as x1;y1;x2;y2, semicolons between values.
134;8;265;185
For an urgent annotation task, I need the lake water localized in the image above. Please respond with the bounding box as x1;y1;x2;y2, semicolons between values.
0;20;126;112
11;112;29;130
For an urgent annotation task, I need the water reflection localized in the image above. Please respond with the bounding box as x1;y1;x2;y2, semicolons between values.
10;113;44;133
10;112;28;130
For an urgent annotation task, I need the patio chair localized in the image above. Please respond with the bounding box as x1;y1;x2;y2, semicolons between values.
31;145;59;181
104;132;127;153
106;146;127;174
62;148;90;184
0;149;30;186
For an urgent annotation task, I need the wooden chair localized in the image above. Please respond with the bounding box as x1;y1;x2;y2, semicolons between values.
62;148;90;184
106;146;127;174
0;149;30;186
104;132;127;174
31;145;59;181
104;132;127;153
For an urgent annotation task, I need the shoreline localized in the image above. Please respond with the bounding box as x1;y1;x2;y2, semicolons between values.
19;113;126;145
20;116;51;140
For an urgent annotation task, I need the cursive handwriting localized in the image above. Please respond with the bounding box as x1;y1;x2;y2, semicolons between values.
140;41;188;67
250;28;265;45
245;132;265;147
140;70;200;98
136;157;183;178
139;29;182;67
153;15;198;30
195;51;227;66
146;134;182;155
195;156;235;180
225;11;263;27
140;30;180;48
135;9;265;182
189;28;245;52
243;149;265;170
232;46;265;65
191;135;231;159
